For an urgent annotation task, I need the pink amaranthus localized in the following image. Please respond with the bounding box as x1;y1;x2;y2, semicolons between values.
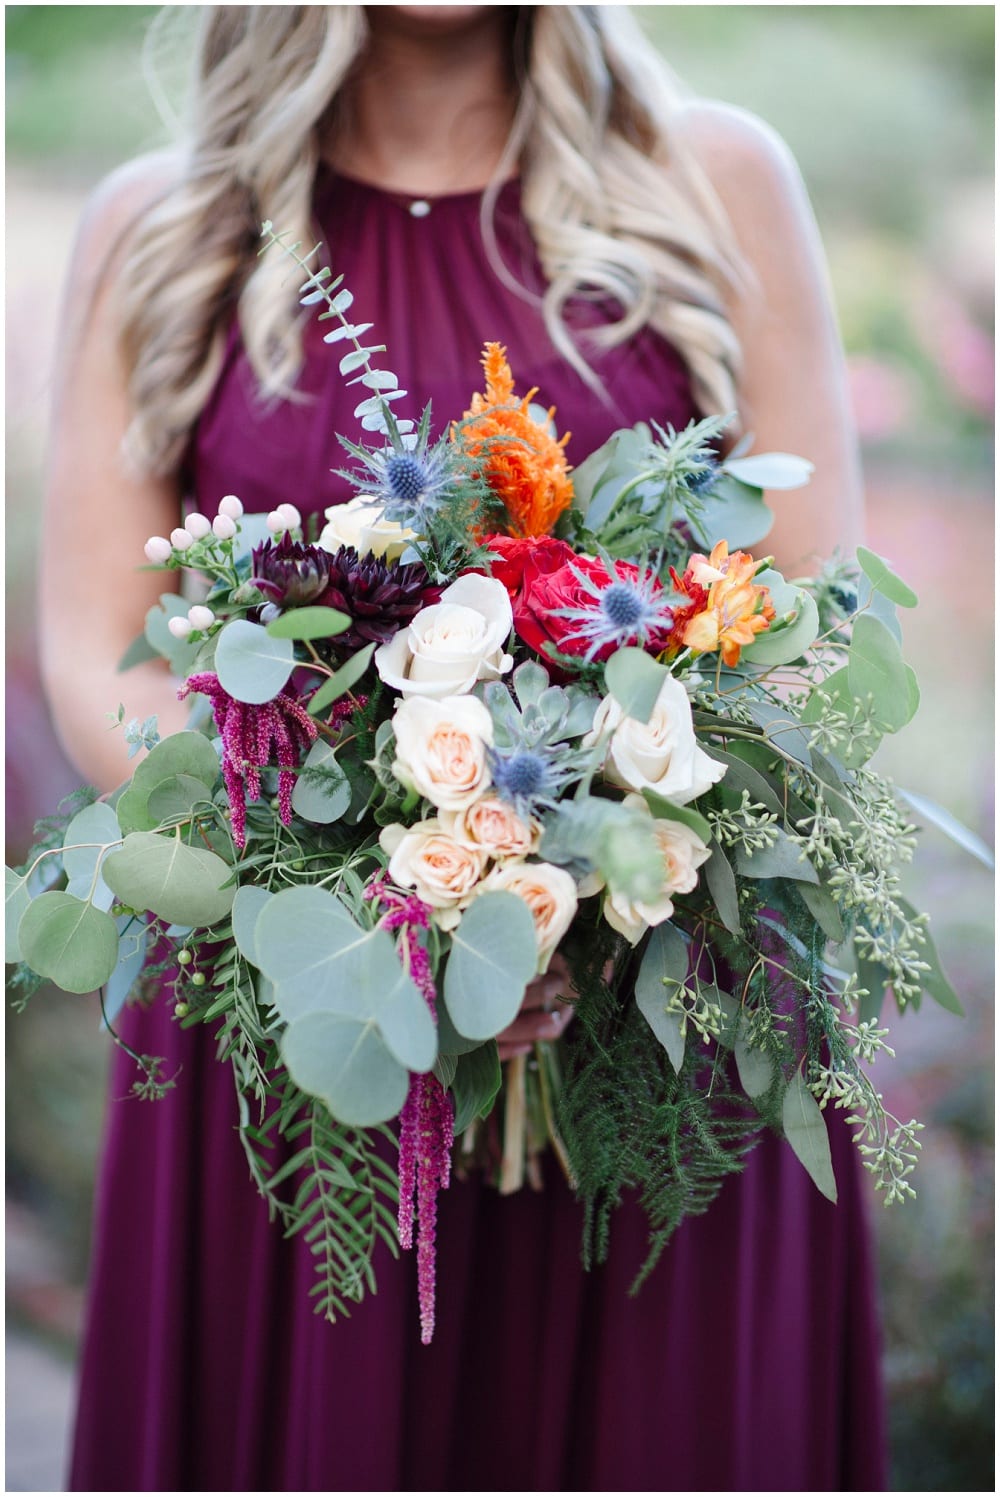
365;876;455;1345
179;672;318;848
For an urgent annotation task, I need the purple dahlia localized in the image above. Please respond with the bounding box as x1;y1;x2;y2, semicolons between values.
317;545;439;651
250;533;330;606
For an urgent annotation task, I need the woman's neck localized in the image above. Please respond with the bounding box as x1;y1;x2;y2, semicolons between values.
326;6;519;195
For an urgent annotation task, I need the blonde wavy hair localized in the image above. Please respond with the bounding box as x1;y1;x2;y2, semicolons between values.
120;5;743;476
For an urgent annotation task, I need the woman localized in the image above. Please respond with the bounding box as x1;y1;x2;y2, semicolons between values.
45;6;880;1490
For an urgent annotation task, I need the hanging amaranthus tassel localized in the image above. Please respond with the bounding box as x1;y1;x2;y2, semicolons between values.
364;877;455;1344
179;672;317;847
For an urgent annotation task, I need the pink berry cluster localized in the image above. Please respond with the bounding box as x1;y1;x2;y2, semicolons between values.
144;492;247;564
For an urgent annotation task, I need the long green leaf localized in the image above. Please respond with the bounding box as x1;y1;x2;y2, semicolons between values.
634;923;688;1072
856;546;918;608
898;898;965;1016
703;845;741;934
450;1044;502;1133
308;642;376;716
896;788;994;871
265;606;351;641
782;1072;837;1202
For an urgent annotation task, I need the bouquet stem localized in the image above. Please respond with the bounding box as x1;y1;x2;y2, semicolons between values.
499;1054;527;1194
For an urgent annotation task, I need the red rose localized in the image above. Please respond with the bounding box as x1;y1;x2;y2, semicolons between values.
514;553;673;663
482;533;576;597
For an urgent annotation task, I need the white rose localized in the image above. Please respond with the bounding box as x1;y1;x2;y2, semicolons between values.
391;695;493;811
375;574;513;699
379;820;487;930
441;795;540;859
602;794;712;946
481;860;578;973
584;675;726;805
319;496;418;561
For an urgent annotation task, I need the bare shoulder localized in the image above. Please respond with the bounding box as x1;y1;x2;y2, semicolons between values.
74;148;184;279
672;100;809;225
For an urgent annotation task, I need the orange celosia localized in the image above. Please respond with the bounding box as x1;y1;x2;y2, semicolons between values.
679;540;776;667
455;343;574;538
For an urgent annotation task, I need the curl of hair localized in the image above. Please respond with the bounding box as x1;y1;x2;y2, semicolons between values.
119;5;742;476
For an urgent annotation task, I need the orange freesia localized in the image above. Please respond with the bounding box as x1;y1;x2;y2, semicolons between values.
455;343;573;538
673;540;776;667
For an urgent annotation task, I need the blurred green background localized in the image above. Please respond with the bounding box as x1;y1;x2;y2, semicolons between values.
6;6;994;1490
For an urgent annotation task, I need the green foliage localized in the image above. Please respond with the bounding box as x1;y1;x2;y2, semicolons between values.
61;800;122;909
5;869;32;963
230;885;273;967
282;1013;411;1127
144;594;201;676
557;934;762;1288
733;828;821;883
694;474;775;550
856;546;919;608
782;1071;838;1202
307;642;376;716
634;923;689;1072
702;846;741;934
214;619;295;704
450;1043;503;1134
896;898;964;1016
265;605;351;640
256;889;432;1049
103;915;148;1026
603;646;668;723
848;613;915;732
115;731;220;834
740;577;819;667
18;891;120;993
291;740;352;824
103;831;236;927
733;1022;776;1099
723;452;814;489
442;892;537;1041
541;797;666;905
236;1068;399;1322
253;885;434;1119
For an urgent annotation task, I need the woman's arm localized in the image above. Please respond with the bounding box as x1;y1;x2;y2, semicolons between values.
678;102;865;574
41;155;191;792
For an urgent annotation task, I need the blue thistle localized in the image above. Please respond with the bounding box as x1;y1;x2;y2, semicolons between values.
488;745;575;819
339;414;459;530
552;561;675;663
683;457;720;495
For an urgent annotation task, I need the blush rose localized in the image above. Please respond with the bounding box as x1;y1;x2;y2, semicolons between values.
379;820;487;929
391;695;493;812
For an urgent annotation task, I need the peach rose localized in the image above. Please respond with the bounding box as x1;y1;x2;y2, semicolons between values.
441;795;540;859
379;820;487;930
391;695;493;812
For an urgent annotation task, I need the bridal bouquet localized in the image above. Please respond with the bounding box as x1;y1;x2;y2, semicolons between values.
7;226;966;1343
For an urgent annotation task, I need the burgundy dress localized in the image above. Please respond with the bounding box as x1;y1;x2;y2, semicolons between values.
69;170;887;1492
